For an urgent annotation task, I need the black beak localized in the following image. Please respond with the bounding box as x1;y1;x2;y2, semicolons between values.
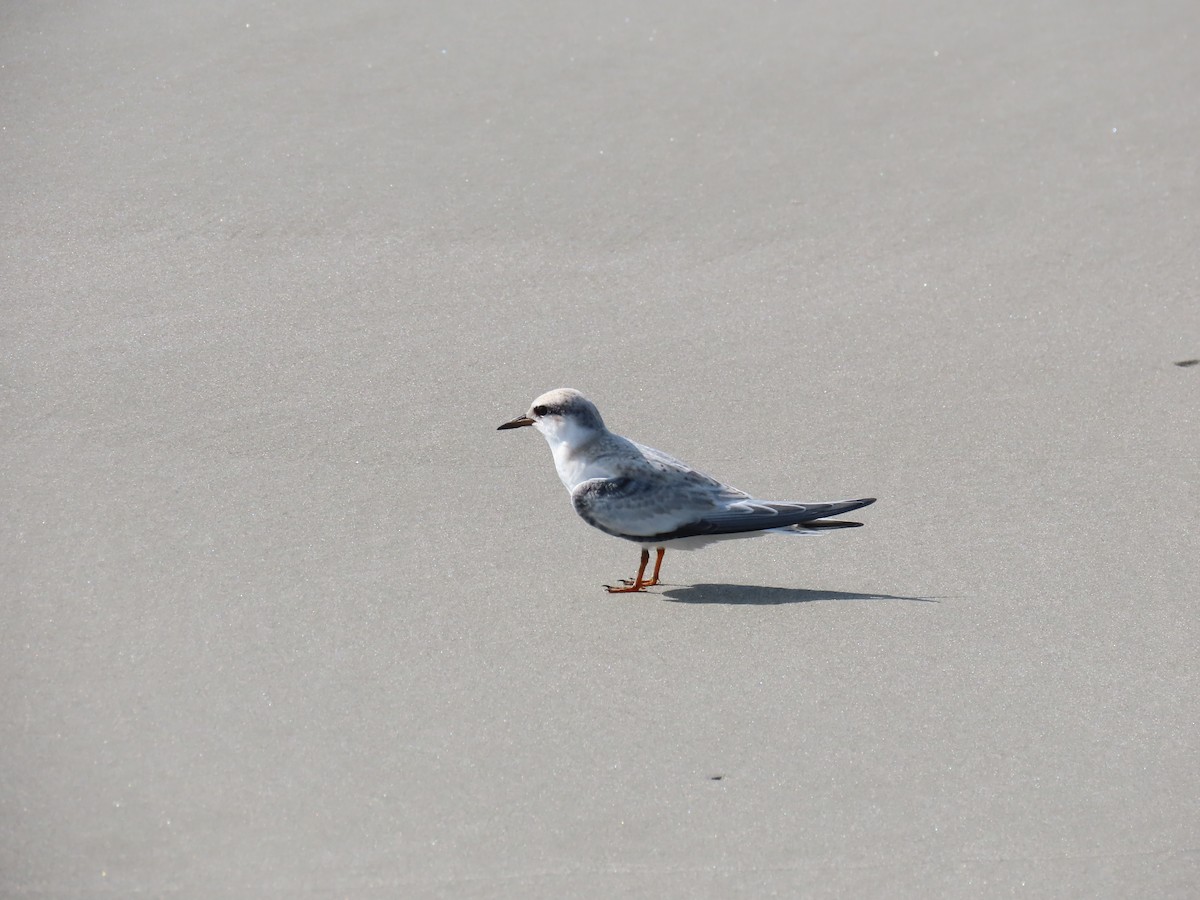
497;415;534;431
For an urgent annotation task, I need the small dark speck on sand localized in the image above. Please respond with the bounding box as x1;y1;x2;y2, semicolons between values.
710;775;724;781
1175;359;1199;367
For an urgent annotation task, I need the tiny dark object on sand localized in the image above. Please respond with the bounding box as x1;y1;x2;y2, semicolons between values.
710;775;724;781
1175;359;1199;367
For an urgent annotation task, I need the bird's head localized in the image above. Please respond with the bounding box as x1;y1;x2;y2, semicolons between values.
497;388;607;448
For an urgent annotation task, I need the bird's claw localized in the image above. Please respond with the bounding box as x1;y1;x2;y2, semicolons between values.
604;583;648;594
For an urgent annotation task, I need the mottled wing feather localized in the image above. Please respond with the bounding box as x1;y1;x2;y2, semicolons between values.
629;441;735;490
572;474;731;539
573;467;876;542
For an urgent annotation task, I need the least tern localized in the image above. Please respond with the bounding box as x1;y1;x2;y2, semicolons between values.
498;388;876;593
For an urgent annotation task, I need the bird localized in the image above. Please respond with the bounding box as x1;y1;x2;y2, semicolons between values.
497;388;876;593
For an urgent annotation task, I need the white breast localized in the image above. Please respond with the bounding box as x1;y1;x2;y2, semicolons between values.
550;439;613;491
537;418;620;492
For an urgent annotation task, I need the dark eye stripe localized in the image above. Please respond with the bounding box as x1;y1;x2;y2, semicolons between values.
533;405;549;416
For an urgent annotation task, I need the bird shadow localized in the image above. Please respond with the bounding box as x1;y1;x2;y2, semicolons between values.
659;583;940;606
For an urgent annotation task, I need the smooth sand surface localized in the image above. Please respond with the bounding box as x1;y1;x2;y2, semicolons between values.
4;1;1198;896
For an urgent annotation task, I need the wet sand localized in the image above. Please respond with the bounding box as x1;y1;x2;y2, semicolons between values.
3;1;1198;896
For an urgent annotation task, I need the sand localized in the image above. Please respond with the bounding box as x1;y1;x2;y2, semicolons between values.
3;1;1198;896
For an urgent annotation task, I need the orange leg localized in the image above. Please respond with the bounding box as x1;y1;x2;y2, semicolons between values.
605;549;652;593
617;547;666;587
643;548;666;586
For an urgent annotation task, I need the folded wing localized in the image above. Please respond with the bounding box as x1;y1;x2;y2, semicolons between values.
675;497;877;539
573;472;875;542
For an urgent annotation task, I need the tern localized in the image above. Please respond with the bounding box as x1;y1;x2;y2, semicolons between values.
498;388;876;593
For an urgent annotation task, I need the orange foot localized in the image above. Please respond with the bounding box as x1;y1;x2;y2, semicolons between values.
605;582;649;594
604;548;665;593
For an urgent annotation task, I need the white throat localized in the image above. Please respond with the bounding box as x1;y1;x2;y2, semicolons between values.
536;417;604;491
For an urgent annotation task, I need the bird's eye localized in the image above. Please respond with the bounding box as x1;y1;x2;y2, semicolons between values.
532;405;549;417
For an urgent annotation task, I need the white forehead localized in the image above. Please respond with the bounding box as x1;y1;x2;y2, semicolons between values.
530;388;587;410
